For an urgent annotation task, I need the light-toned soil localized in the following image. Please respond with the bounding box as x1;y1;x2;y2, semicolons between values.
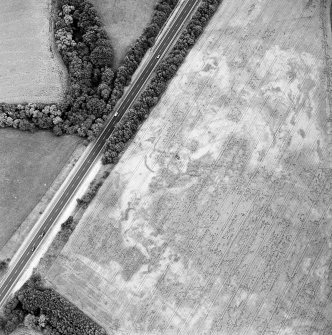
0;0;67;103
0;129;81;252
46;0;332;334
91;0;157;66
0;326;40;335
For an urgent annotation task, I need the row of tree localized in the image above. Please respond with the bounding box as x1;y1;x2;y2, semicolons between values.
0;274;107;335
102;0;222;164
54;1;115;139
109;0;179;108
0;0;179;141
76;179;103;208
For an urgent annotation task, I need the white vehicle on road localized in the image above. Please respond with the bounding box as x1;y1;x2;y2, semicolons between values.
157;54;161;59
114;111;118;117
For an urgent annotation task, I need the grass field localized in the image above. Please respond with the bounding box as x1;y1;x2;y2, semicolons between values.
0;129;81;252
0;0;82;258
91;0;157;66
0;0;66;103
47;0;332;333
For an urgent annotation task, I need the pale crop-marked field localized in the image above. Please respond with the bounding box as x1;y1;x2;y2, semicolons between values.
0;0;66;103
0;326;40;335
91;0;157;66
47;0;332;333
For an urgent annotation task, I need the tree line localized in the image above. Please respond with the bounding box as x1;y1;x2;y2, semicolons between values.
0;274;108;335
103;0;222;164
0;0;179;141
76;169;110;208
109;0;179;109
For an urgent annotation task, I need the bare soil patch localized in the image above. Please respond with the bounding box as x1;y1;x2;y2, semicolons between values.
47;0;332;333
0;129;81;252
90;0;157;66
0;326;40;335
0;0;67;103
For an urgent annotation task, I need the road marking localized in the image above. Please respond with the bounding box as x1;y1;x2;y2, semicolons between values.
0;0;198;306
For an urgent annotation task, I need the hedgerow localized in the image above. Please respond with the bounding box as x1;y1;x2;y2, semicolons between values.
102;0;222;164
76;178;102;208
0;275;108;335
109;0;179;108
0;0;178;141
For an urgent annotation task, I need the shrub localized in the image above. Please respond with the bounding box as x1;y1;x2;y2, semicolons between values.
76;179;103;208
0;258;10;272
60;216;74;231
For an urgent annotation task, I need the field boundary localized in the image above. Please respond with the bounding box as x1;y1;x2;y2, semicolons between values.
320;0;332;164
113;0;201;115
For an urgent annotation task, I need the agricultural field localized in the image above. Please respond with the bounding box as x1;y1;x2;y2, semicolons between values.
0;129;82;252
46;0;332;334
91;0;157;66
1;326;40;335
0;0;66;103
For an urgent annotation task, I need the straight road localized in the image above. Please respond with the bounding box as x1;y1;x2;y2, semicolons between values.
0;0;199;306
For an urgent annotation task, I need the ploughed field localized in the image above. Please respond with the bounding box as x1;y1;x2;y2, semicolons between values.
0;0;66;103
91;0;157;66
46;0;332;333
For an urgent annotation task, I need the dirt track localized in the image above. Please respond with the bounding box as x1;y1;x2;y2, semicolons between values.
46;0;332;333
